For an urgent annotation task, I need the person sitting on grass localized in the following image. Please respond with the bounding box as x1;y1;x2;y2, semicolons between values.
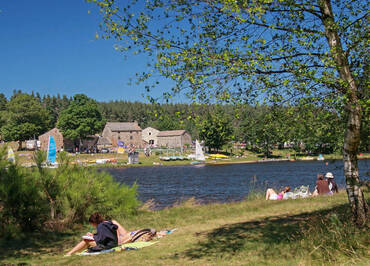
66;213;118;256
265;186;291;200
325;172;338;193
312;174;332;196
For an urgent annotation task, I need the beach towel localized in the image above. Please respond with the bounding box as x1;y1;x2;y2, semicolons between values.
77;228;176;256
78;241;158;256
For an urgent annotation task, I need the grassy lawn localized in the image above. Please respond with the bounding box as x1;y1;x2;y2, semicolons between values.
1;192;369;265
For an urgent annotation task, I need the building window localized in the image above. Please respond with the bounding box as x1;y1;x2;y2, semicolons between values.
130;136;133;140
149;132;152;135
149;140;154;144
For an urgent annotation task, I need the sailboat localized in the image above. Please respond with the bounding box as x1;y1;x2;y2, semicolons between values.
7;147;15;163
190;140;206;164
317;154;325;161
46;136;58;168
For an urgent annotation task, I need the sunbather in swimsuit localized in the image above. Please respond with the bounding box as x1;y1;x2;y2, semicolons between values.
265;186;291;200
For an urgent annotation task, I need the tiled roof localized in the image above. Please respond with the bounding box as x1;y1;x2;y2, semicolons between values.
143;127;159;132
38;128;61;138
157;130;187;137
105;122;142;132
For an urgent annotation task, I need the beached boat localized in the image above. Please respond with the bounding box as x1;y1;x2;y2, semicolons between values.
190;140;206;164
301;157;314;161
96;158;110;164
317;154;325;161
160;155;187;161
208;154;228;159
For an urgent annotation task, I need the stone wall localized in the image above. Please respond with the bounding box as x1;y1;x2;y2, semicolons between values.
39;128;64;151
142;127;160;146
113;131;143;148
38;128;74;152
102;127;143;148
157;132;192;148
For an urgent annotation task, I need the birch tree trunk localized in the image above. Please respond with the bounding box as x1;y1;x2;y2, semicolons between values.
319;0;368;226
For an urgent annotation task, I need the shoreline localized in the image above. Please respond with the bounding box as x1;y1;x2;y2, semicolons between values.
93;156;370;168
20;156;370;168
17;151;370;168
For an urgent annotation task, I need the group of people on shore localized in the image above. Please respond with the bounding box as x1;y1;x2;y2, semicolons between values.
265;172;338;200
312;172;338;196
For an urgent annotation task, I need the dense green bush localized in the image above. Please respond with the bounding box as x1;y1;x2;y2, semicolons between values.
0;148;139;237
0;148;48;237
57;166;139;224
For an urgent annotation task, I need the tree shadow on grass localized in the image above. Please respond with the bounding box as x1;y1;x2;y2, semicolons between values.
181;204;348;260
0;231;76;261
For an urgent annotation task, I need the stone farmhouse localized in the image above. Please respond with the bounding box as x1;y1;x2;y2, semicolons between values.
157;130;192;148
38;128;74;152
39;128;99;152
96;136;112;150
142;127;160;146
102;121;143;148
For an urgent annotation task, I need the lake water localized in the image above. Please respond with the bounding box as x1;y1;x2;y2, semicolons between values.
104;159;370;209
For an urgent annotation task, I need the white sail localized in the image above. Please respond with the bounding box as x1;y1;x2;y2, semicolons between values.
195;140;205;161
8;147;15;163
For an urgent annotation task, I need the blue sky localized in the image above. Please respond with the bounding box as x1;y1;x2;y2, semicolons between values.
0;0;171;102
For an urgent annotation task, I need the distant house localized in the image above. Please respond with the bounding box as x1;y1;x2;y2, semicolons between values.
38;128;74;152
102;121;143;148
142;127;160;146
157;130;192;148
97;136;112;150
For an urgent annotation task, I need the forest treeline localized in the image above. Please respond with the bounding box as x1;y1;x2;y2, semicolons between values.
0;90;368;154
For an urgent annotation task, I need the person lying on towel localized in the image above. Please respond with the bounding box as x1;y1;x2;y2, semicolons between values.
66;212;118;256
66;213;165;256
114;220;166;244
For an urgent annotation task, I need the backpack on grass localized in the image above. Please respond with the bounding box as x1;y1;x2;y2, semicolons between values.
131;229;157;242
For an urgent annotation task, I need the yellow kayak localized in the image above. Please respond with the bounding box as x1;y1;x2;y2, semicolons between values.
208;154;229;159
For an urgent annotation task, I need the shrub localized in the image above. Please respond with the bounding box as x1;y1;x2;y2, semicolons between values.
57;167;139;224
0;147;139;236
0;147;48;237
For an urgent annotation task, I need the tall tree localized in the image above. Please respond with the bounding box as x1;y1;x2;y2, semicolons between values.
240;105;286;157
89;0;369;226
199;108;233;152
279;101;346;155
0;93;8;131
1;93;51;148
57;94;105;142
0;93;7;111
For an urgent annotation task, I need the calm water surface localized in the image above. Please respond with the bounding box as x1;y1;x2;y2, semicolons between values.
104;159;370;209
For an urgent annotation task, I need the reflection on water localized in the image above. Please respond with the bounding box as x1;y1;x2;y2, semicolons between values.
103;159;370;209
